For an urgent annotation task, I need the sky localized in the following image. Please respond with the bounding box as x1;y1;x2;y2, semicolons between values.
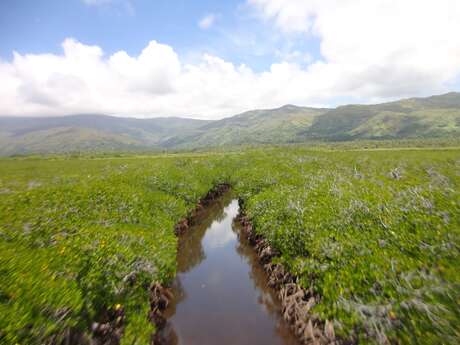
0;0;459;119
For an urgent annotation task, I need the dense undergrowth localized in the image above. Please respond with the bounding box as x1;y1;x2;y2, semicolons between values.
0;156;233;344
234;149;459;344
0;147;459;344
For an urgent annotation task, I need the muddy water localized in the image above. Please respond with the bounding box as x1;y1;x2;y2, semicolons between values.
161;192;300;345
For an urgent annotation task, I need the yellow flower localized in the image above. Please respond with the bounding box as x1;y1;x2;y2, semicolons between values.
114;303;122;310
389;311;396;320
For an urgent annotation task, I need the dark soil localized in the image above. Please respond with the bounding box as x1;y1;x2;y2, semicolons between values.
174;184;231;235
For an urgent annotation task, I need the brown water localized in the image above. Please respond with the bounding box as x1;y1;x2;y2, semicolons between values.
160;192;300;345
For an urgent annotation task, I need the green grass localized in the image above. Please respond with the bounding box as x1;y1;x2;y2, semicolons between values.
0;146;459;344
234;148;459;344
0;156;232;344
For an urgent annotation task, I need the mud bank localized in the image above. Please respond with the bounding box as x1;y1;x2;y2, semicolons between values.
54;305;125;345
236;203;343;345
174;183;231;236
150;183;231;345
90;307;125;345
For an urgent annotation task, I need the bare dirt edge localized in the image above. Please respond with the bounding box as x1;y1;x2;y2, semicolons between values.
236;199;351;345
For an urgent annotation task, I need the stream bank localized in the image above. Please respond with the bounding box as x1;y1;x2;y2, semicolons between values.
153;189;300;345
237;209;340;345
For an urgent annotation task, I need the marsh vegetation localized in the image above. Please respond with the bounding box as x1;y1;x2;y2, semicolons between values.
0;145;458;344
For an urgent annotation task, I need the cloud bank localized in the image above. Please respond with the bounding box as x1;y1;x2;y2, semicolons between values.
249;0;460;96
1;0;460;119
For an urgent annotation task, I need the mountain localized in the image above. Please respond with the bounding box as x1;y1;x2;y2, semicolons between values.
0;92;459;155
0;115;210;155
165;105;327;148
302;92;460;140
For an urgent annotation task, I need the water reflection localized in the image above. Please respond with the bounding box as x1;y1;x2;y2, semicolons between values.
176;195;229;273
161;193;299;345
233;219;298;341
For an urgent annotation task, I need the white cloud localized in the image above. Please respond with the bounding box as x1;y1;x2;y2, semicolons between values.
1;1;460;119
1;38;314;118
248;0;460;100
199;14;217;30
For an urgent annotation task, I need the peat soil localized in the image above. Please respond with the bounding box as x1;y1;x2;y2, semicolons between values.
155;192;300;345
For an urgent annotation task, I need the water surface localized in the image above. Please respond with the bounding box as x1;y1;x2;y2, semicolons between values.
161;192;299;345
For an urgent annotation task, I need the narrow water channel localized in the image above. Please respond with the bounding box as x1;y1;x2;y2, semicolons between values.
160;192;300;345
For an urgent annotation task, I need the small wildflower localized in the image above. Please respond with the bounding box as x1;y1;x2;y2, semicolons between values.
389;311;397;320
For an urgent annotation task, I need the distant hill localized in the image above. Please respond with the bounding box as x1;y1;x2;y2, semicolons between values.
0;115;210;155
0;92;459;155
302;92;460;141
165;105;327;148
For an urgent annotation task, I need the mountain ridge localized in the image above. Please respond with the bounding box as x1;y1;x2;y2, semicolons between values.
1;92;459;155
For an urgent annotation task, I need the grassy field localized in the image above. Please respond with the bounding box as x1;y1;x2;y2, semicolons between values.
235;148;459;344
0;155;234;344
0;146;459;344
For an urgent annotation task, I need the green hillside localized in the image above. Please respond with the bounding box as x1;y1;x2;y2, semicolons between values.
1;92;459;155
302;92;460;140
166;105;327;148
0;115;210;155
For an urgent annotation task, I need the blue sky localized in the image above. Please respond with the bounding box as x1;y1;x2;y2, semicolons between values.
0;0;320;72
0;0;459;118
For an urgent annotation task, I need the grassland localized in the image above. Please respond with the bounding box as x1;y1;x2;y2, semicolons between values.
0;154;234;344
235;148;459;344
0;145;459;344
